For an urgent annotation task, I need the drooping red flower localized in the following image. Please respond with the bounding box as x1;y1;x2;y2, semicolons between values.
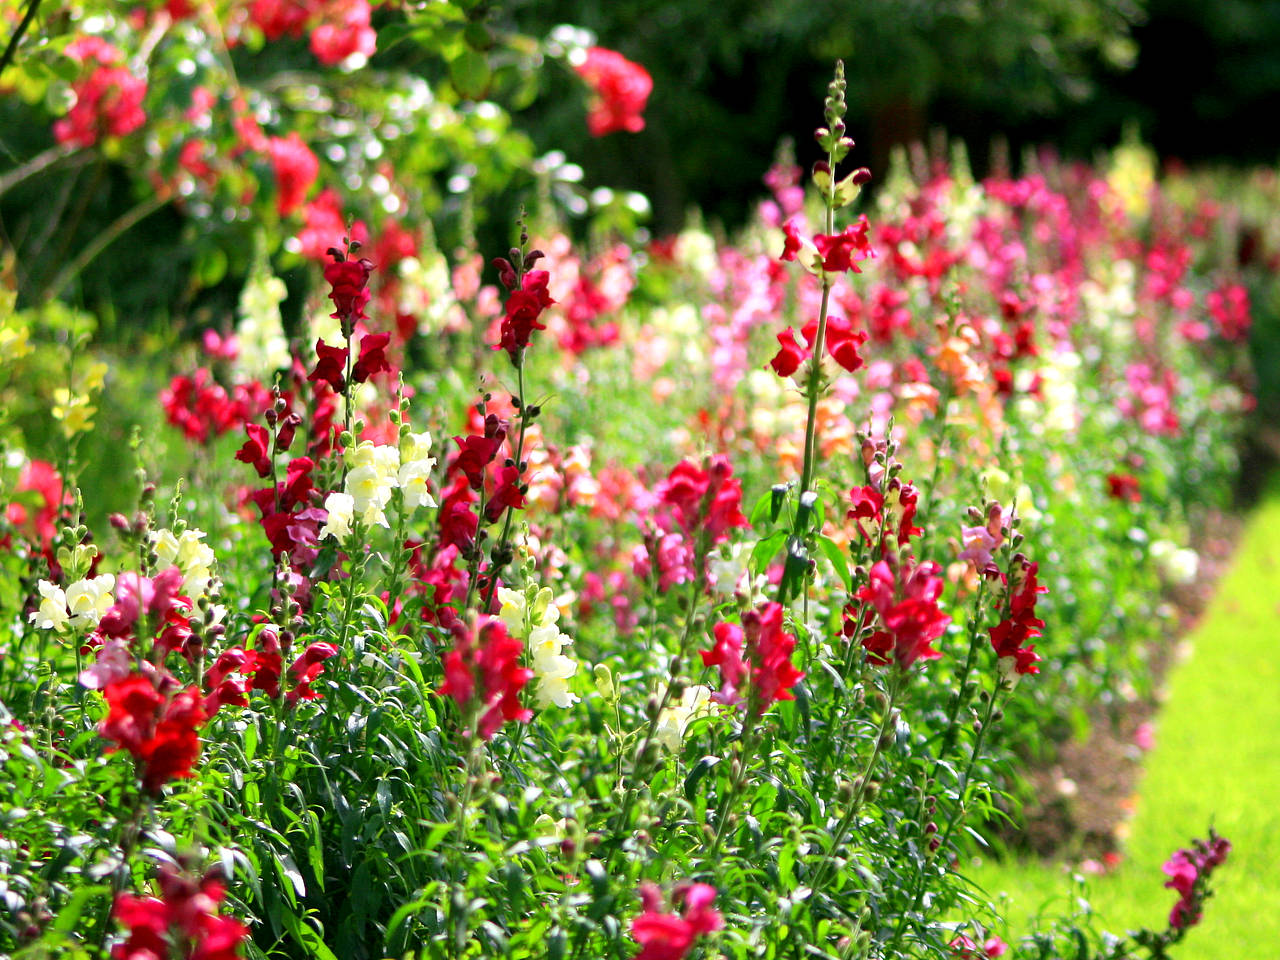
768;313;868;378
267;132;319;217
307;338;349;392
574;47;652;137
631;883;722;960
235;423;273;478
485;464;527;522
438;616;533;740
351;331;392;383
285;641;339;704
769;326;807;377
780;219;804;262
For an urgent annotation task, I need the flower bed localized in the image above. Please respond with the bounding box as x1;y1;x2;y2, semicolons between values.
0;18;1258;960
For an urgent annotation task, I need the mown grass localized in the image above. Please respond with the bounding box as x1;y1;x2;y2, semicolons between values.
972;474;1280;955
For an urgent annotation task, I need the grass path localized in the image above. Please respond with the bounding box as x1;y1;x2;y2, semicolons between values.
973;477;1280;955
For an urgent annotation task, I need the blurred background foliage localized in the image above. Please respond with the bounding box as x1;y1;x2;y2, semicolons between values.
3;0;1280;459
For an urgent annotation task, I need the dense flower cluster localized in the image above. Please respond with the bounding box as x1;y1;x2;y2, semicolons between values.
630;882;722;960
494;267;555;361
850;558;951;670
702;602;803;713
498;585;579;709
112;863;248;960
439;615;533;739
53;38;147;147
100;674;207;793
574;47;652;137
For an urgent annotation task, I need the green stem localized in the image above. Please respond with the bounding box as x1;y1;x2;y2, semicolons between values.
808;669;905;896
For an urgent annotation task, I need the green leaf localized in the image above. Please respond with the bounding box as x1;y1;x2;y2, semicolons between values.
683;755;719;800
450;50;491;100
816;535;853;593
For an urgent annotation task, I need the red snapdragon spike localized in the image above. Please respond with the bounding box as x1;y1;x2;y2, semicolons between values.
438;475;479;552
113;863;249;960
275;412;302;452
988;558;1047;675
1162;833;1231;931
1207;282;1251;341
351;331;392;383
497;269;556;361
323;254;374;325
631;883;722;960
235;423;273;478
267;132;319;217
847;485;885;542
310;0;377;65
438;616;532;740
574;47;653;137
854;560;950;669
139;687;206;792
308;338;349;392
743;603;804;714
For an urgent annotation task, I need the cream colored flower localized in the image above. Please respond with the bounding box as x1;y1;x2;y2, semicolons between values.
65;574;117;628
30;580;68;631
320;492;355;541
654;684;713;753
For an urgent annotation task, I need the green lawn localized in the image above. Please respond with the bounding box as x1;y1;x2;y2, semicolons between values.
972;476;1280;955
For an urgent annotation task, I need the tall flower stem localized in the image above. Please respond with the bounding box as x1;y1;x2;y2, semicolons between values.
887;681;1004;955
482;358;528;610
808;668;905;896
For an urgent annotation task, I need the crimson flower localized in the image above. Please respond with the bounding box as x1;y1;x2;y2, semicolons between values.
575;47;652;137
631;883;722;960
988;557;1047;677
1162;832;1230;930
308;338;349;392
235;423;272;478
851;559;950;669
323;254;374;326
438;616;532;740
496;270;556;361
352;331;392;383
814;217;873;273
267;132;319;217
1106;473;1142;502
452;414;508;490
768;313;868;378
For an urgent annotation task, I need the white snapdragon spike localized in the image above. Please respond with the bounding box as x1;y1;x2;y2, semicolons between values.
320;492;355;541
30;580;68;630
152;529;216;597
236;267;291;378
344;441;400;527
500;585;580;709
529;623;579;709
654;684;713;753
65;574;117;628
398;431;437;511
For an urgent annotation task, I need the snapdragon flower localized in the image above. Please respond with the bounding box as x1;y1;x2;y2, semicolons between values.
319;492;355;541
30;580;69;630
654;684;713;753
397;430;438;511
344;440;400;527
498;585;580;710
152;528;216;598
65;574;117;628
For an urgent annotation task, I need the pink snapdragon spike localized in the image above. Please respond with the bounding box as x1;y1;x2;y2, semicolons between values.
1162;832;1230;931
702;602;803;714
267;132;319;217
631;882;722;960
949;934;1008;958
53;38;147;147
574;47;652;137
